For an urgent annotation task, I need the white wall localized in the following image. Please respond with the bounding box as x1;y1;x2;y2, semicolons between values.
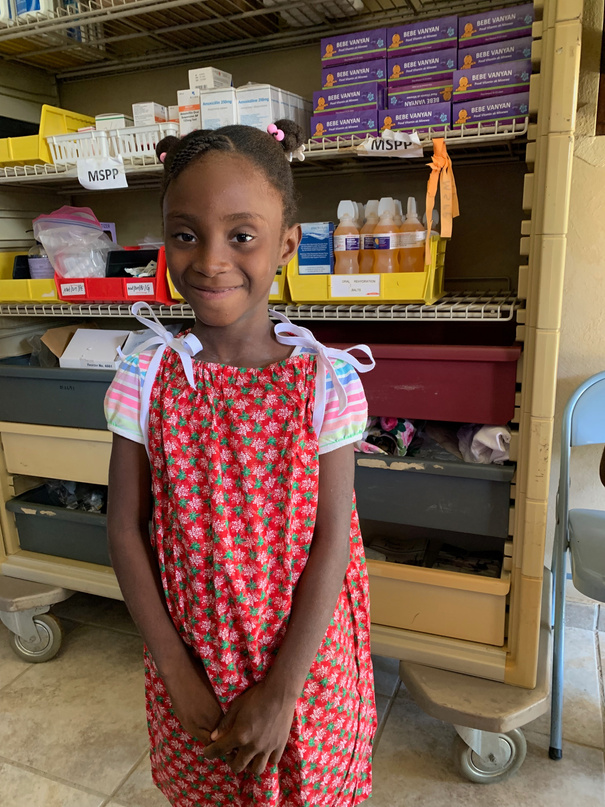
0;62;58;124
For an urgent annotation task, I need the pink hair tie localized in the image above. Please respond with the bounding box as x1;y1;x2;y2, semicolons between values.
159;152;167;163
267;123;285;142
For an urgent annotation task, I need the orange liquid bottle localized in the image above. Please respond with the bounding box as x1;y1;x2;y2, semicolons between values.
358;199;379;274
333;200;359;274
399;196;426;273
372;197;399;273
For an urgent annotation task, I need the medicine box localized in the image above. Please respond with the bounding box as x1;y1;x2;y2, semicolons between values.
321;28;386;67
59;329;130;370
188;66;232;91
311;110;379;140
168;105;179;122
313;83;385;114
177;89;201;136
458;3;534;48
95;113;133;131
298;223;335;275
458;36;532;69
387;15;457;57
453;59;531;102
131;102;167;127
387;49;457;88
452;90;529;127
322;59;387;89
201;87;238;129
388;81;453;109
236;83;282;131
379;103;450;132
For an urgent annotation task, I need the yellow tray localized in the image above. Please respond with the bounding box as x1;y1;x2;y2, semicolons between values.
0;105;95;167
288;236;446;306
0;252;59;303
166;255;296;304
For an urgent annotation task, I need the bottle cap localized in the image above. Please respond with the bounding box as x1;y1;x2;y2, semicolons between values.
406;196;420;222
365;200;379;220
337;199;357;223
378;196;395;220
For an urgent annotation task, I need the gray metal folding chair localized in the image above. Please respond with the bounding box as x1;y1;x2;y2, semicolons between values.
550;371;605;760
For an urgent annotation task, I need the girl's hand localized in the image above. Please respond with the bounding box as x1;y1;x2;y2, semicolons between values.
162;653;223;744
202;680;297;775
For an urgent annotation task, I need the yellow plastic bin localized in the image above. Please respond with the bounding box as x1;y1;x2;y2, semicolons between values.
0;105;95;167
288;236;446;306
0;252;58;303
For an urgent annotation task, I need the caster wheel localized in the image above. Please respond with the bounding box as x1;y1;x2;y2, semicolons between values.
9;613;63;663
453;728;527;784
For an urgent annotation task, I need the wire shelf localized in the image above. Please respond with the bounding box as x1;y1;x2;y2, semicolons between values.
0;0;534;77
0;293;521;322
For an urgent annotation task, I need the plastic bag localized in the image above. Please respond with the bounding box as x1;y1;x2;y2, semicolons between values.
33;206;119;279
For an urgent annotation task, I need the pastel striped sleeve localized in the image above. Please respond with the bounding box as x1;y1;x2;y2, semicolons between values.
318;358;368;455
104;351;152;444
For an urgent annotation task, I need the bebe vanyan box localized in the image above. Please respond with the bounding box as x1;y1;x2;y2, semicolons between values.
311;111;378;140
458;3;534;48
453;59;531;102
457;36;533;69
387;49;457;88
452;91;529;127
322;59;387;89
386;16;457;57
379;103;450;132
321;28;386;66
313;83;385;114
388;81;453;109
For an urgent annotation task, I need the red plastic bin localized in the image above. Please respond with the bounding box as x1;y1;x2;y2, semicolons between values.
343;343;522;424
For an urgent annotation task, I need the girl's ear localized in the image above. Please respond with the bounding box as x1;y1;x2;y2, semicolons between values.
279;223;302;267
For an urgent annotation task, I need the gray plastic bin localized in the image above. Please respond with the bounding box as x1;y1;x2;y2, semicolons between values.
6;486;110;567
0;365;115;430
354;441;514;539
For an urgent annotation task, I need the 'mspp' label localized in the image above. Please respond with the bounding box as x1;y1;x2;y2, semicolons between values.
77;156;128;190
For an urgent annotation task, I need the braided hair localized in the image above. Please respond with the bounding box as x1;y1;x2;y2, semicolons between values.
156;120;305;228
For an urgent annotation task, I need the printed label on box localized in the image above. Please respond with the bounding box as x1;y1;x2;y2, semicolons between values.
331;274;381;297
61;283;86;296
126;282;155;297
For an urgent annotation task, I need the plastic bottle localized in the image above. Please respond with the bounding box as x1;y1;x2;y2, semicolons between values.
355;202;365;230
333;199;360;274
372;197;399;273
394;199;404;265
399;196;426;273
358;199;379;274
27;241;54;279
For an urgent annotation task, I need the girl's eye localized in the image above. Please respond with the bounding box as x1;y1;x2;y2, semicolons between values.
173;232;196;243
233;232;254;244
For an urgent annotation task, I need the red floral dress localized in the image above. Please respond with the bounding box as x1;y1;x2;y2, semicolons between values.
106;310;376;807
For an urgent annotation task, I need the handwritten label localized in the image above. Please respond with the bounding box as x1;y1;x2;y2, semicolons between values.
357;130;423;159
77;156;128;190
270;280;280;297
330;274;381;298
60;282;85;296
126;282;155;297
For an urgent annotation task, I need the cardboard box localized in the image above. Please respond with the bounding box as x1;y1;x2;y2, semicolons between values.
452;91;529;127
58;329;130;370
131;102;167;126
236;83;282;130
322;59;387;89
313;83;385;114
298;223;335;275
95;113;133;131
168;105;179;122
200;87;238;129
458;36;533;69
387;16;457;57
388;81;453;109
188;66;232;91
321;28;386;67
178;89;201;136
459;3;534;48
380;103;450;132
453;58;531;102
388;50;457;88
311;110;379;140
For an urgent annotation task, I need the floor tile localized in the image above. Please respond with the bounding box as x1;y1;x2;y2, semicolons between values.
0;624;148;795
0;759;105;807
566;577;600;606
52;591;138;636
565;600;597;631
0;624;29;691
527;626;604;748
109;753;167;807
370;690;605;806
372;654;400;698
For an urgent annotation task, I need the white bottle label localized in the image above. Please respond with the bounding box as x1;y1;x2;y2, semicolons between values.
400;230;426;248
373;233;398;250
334;235;360;252
362;235;376;251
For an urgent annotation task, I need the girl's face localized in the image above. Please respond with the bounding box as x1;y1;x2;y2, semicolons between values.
164;152;300;328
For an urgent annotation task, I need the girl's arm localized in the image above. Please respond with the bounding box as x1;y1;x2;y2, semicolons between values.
108;434;222;741
203;443;354;773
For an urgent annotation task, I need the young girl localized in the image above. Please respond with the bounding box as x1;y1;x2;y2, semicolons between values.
105;120;377;807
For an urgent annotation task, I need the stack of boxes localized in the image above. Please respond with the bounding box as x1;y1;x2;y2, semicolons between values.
311;4;533;140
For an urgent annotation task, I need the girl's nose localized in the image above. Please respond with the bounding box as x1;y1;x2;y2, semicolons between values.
190;242;231;277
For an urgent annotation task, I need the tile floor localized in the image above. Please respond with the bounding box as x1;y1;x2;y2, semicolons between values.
0;581;603;806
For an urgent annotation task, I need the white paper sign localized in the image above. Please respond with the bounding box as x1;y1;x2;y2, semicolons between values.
60;282;85;296
126;281;154;297
77;156;129;190
270;280;280;296
330;274;381;298
357;130;423;159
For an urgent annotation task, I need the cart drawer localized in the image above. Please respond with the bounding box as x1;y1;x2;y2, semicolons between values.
367;560;509;645
0;423;111;485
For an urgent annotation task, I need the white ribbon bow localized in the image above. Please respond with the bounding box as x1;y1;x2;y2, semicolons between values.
287;143;306;162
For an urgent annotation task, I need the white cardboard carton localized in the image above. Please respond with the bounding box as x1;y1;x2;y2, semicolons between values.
188;66;232;91
132;102;167;127
201;87;238;129
178;89;201;136
59;329;130;370
95;113;133;131
236;83;282;131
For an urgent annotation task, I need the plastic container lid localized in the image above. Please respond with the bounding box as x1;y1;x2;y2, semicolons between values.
377;196;395;221
337;199;357;223
365;199;379;220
